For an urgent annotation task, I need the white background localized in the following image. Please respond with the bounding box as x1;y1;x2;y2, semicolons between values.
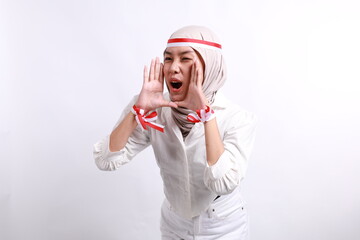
1;0;360;239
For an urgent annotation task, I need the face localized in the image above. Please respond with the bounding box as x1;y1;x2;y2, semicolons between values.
163;46;204;102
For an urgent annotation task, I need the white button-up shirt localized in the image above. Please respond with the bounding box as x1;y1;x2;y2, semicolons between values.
93;92;257;219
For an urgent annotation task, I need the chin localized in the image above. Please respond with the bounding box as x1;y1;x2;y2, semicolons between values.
169;93;185;102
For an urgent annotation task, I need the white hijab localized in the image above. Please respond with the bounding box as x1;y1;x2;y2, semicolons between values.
167;25;227;137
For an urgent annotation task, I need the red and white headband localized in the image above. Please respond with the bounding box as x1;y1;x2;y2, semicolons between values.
167;38;222;51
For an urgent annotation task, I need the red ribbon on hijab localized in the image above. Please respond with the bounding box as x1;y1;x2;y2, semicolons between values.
132;105;164;132
167;38;222;49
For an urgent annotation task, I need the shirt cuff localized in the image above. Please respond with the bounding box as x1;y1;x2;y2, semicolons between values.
93;135;127;171
206;151;234;181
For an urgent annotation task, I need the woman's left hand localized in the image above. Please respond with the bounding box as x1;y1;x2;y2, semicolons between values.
174;59;208;111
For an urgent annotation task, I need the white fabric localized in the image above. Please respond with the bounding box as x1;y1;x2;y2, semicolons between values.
160;187;249;240
93;92;257;219
166;42;221;51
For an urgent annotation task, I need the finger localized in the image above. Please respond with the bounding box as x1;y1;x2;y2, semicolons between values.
191;61;196;84
149;58;155;81
168;101;178;108
159;63;164;83
160;100;178;108
143;65;149;83
154;57;160;81
174;100;187;108
195;60;203;87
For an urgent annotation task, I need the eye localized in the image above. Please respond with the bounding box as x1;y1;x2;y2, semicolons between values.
164;57;172;61
182;57;192;61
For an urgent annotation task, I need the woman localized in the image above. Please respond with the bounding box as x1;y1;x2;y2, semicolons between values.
94;25;256;239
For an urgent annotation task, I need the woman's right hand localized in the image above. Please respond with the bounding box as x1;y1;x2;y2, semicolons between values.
136;57;178;112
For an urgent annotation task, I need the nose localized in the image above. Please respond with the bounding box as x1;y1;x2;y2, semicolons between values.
170;60;180;73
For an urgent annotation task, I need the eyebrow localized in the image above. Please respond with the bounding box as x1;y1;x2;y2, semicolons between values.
163;50;194;55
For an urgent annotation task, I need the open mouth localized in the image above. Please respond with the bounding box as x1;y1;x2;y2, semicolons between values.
170;81;183;89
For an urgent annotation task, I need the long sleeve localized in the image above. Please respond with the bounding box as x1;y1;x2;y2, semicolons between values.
204;110;257;195
93;96;151;171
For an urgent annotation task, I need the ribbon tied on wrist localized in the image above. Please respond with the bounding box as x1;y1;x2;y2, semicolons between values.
187;106;215;123
132;105;165;132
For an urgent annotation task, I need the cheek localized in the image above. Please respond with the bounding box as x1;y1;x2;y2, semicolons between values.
182;64;193;82
163;65;170;78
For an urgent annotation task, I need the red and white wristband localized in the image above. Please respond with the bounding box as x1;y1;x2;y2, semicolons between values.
131;105;165;132
187;106;216;123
